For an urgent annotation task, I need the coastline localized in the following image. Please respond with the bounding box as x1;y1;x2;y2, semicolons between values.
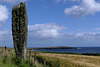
28;46;77;50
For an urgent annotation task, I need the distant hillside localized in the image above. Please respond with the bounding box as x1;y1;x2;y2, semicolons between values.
28;46;77;50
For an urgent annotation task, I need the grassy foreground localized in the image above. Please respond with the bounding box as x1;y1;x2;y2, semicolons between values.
0;47;43;67
0;47;100;67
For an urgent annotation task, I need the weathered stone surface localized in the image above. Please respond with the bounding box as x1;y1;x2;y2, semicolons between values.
12;2;28;58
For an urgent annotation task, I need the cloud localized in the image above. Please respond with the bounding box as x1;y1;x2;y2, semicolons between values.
28;23;65;38
0;4;9;27
0;29;100;47
57;0;80;3
0;23;100;47
64;0;80;2
0;0;28;4
28;31;100;47
28;23;100;47
0;23;66;47
75;32;100;41
64;0;100;16
41;0;80;3
94;28;100;30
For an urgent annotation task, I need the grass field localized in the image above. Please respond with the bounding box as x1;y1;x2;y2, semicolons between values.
0;47;100;67
35;52;100;67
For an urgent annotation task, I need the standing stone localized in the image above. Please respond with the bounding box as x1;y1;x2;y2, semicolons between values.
12;2;28;59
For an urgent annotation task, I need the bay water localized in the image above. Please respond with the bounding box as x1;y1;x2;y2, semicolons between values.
33;47;100;54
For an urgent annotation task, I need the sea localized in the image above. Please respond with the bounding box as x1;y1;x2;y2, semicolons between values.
33;47;100;54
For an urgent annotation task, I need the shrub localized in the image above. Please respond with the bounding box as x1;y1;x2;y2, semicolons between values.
2;56;8;64
81;53;100;56
11;57;22;65
24;59;34;67
36;56;44;64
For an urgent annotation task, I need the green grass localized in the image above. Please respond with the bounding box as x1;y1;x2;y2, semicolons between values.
33;51;80;55
0;47;43;67
0;63;17;67
1;47;100;67
0;54;35;67
34;50;100;56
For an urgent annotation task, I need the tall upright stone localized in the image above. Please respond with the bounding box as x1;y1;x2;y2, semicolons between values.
12;2;28;59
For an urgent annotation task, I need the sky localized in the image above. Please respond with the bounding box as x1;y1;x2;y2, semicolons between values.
0;0;100;47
